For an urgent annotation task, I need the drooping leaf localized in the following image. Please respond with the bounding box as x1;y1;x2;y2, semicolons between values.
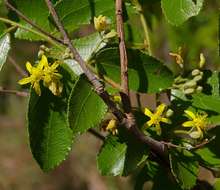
192;93;220;113
97;136;127;176
0;34;10;72
135;161;181;190
95;47;174;93
196;126;220;169
196;147;220;168
67;75;107;134
169;150;199;190
97;134;149;176
28;88;74;172
55;0;115;32
14;0;54;41
161;0;204;26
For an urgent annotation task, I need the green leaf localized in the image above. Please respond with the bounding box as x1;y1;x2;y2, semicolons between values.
196;126;220;169
14;0;54;41
28;88;73;172
135;161;181;190
97;134;149;176
0;34;10;72
214;178;220;190
192;93;220;113
67;75;107;134
196;147;220;168
161;0;204;26
169;150;199;190
65;33;105;75
55;0;115;32
97;136;127;176
208;71;219;97
96;48;174;93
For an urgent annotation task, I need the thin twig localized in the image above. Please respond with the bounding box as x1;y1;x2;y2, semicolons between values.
8;56;28;77
88;129;105;141
115;0;132;113
0;87;28;97
45;0;166;158
4;0;64;45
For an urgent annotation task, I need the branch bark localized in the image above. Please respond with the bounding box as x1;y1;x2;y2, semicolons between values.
115;0;132;113
44;0;166;158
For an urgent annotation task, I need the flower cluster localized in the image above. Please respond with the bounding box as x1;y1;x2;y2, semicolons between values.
144;104;171;135
182;110;208;139
18;55;63;96
144;104;208;139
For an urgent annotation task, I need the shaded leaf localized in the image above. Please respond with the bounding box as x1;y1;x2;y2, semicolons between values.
192;93;220;113
67;75;107;134
96;47;174;93
169;150;199;189
14;0;54;41
97;134;149;176
161;0;204;26
28;88;73;172
55;0;115;32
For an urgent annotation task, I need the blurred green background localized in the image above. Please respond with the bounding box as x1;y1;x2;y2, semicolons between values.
0;1;219;190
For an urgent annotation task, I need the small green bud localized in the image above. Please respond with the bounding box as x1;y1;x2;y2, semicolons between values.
191;69;200;76
196;86;203;93
165;109;174;117
183;80;197;89
193;75;202;82
184;88;195;95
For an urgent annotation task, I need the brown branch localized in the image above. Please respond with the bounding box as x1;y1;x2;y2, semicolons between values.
45;0;166;158
0;86;28;97
8;56;28;77
88;129;105;141
4;0;64;45
115;0;132;113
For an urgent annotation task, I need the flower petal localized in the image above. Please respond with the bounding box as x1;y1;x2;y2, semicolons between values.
147;119;154;127
144;108;153;117
26;62;33;73
184;110;196;119
182;121;194;127
156;104;166;115
155;124;161;135
39;55;48;69
18;77;33;85
33;82;41;96
161;117;171;124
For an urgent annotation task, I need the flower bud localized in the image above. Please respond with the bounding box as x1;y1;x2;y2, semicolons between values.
199;53;205;68
94;15;109;32
184;88;195;95
191;69;200;76
196;86;203;93
165;109;174;117
193;75;202;82
183;80;197;89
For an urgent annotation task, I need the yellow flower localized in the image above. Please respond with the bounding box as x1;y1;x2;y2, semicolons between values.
182;110;208;139
106;119;118;135
41;55;63;96
94;15;109;32
18;60;44;96
18;55;63;96
144;104;171;135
